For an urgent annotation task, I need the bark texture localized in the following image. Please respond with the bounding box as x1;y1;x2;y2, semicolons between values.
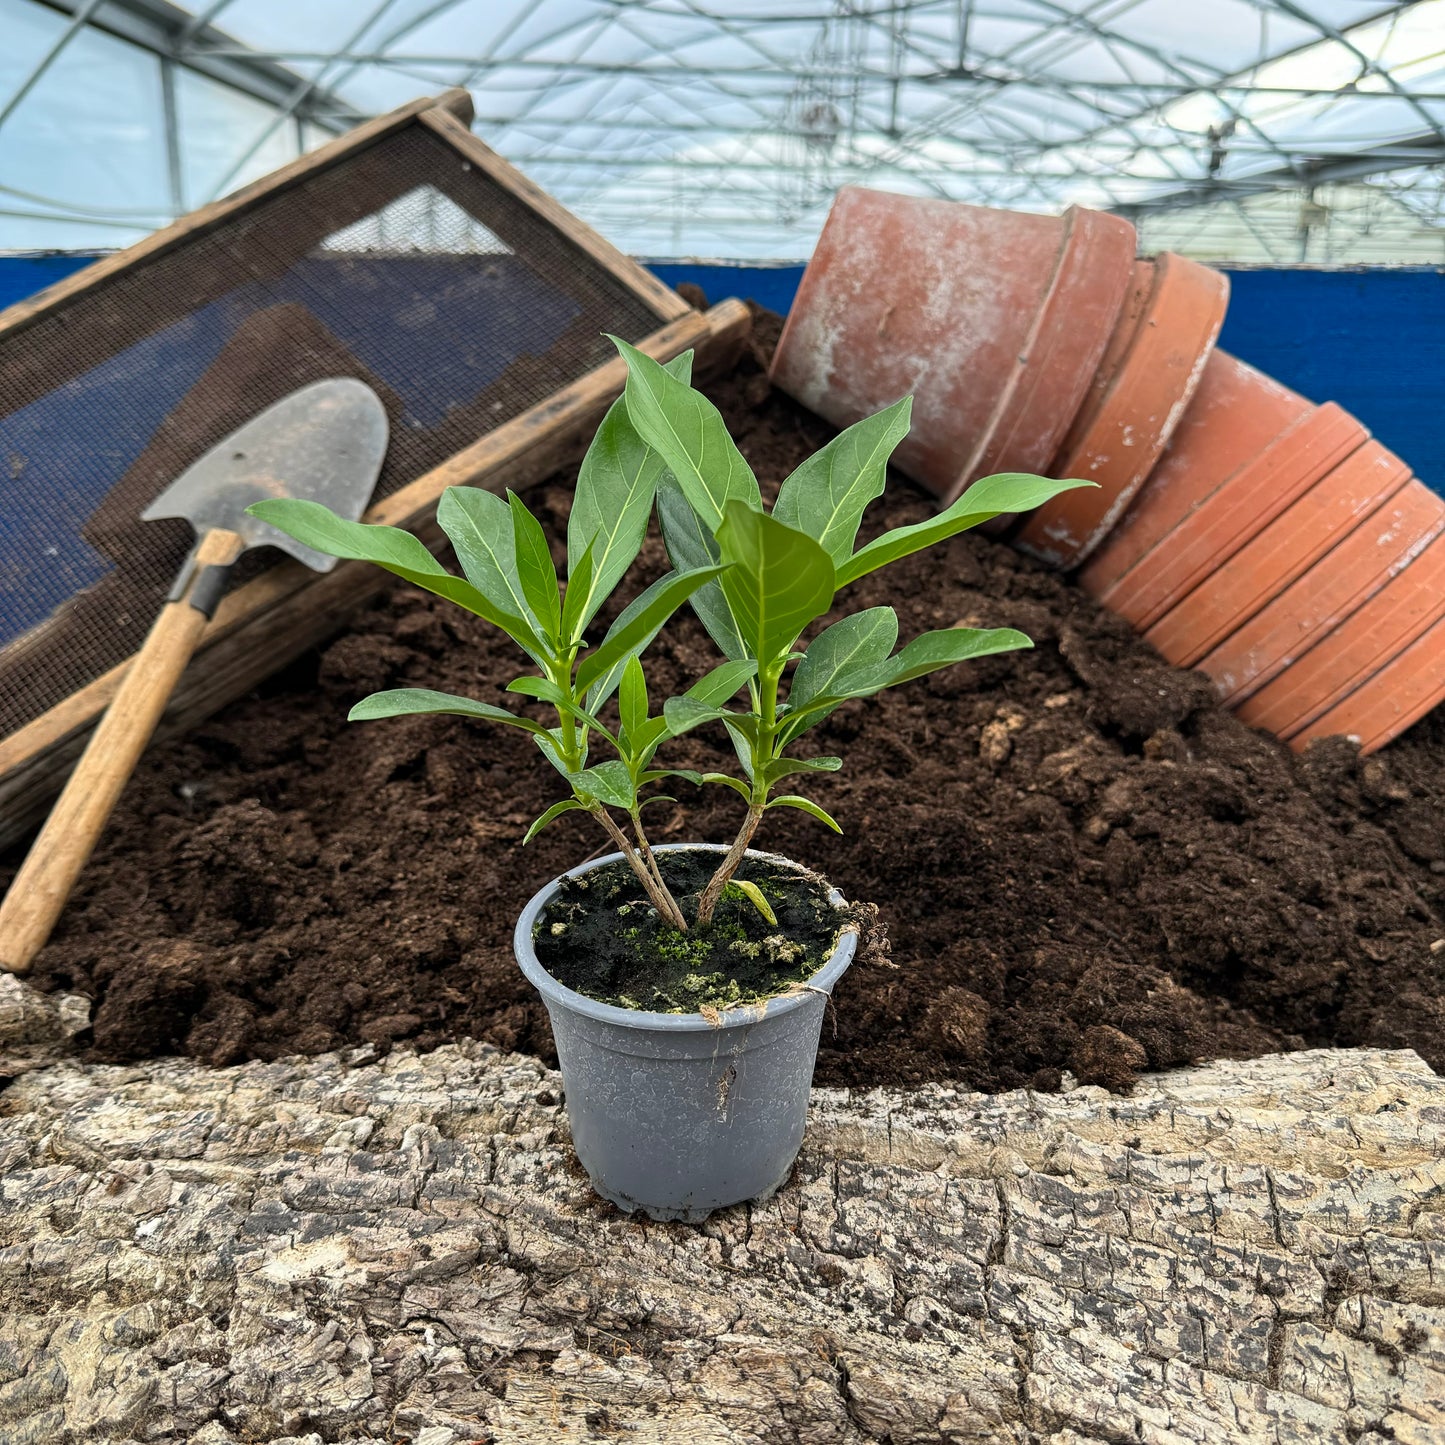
1;1040;1443;1444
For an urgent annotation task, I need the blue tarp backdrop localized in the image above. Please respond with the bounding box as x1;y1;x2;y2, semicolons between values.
4;254;1442;494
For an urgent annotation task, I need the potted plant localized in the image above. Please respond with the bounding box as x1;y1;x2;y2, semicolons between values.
251;341;1089;1221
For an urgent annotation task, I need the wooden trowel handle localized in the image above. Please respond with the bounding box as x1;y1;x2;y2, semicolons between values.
0;528;245;974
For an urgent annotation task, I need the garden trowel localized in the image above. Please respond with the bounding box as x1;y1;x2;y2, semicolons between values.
0;378;388;973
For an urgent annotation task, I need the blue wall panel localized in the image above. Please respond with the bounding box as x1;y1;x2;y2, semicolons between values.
1216;268;1445;494
4;253;1442;491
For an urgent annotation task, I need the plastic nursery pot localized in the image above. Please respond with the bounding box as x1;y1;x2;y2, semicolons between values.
769;187;1135;505
1013;252;1229;569
1200;478;1445;707
1077;351;1369;628
514;844;858;1223
1144;440;1413;670
1237;526;1445;744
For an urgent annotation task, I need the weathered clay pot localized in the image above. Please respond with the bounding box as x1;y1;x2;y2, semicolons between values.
1145;440;1412;669
1199;478;1445;706
770;188;1135;504
1013;252;1229;568
1078;353;1368;629
1291;604;1445;755
1237;528;1445;743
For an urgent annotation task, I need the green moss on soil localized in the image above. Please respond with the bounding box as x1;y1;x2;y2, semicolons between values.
534;851;849;1013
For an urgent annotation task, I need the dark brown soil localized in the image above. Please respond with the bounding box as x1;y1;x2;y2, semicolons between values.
535;852;846;1013
16;309;1445;1093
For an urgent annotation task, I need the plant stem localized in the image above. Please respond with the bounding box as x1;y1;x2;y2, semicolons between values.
631;811;669;895
695;803;766;927
590;806;689;932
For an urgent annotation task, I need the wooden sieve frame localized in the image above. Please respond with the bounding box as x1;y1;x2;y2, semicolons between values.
0;89;750;848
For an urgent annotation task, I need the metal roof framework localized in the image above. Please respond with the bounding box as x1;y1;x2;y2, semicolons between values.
2;0;1445;257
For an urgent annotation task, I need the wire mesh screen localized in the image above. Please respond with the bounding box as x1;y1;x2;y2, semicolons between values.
0;122;667;742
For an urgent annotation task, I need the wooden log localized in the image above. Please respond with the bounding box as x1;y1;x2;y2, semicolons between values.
0;1039;1440;1443
0;299;751;850
1;187;1434;1431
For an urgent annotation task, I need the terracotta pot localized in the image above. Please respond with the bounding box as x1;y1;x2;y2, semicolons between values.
1237;528;1445;741
1290;606;1445;755
770;188;1135;504
1199;479;1445;706
1079;357;1368;630
1013;252;1229;568
1077;351;1312;602
1145;441;1413;669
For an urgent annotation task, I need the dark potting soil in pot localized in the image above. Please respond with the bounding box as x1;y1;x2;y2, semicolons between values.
14;304;1445;1094
535;853;849;1013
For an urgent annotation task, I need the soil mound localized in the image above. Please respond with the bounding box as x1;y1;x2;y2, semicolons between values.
17;308;1445;1093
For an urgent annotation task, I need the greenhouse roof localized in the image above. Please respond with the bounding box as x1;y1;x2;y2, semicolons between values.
3;0;1445;257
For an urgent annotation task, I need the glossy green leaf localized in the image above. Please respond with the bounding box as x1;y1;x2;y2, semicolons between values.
773;397;911;563
762;755;843;785
347;688;548;736
875;625;1033;686
572;759;637;811
618;655;648;747
575;564;727;695
726;878;777;926
701;771;751;800
767;794;842;833
787;606;898;714
566;351;694;628
435;487;533;628
661;695;731;738
656;474;748;660
610;334;760;529
715;501;836;664
506;676;616;743
836;472;1095;587
248;498;545;659
524;799;585;844
559;533;596;646
508;491;561;644
686;658;758;707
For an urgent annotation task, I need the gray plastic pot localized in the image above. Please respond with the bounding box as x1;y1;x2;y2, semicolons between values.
514;843;857;1222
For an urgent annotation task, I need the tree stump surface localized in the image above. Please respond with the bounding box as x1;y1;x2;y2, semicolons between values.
1;1034;1443;1444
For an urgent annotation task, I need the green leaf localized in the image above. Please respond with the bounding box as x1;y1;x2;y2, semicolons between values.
778;625;1032;748
661;695;731;738
656;475;748;660
701;771;751;800
762;755;843;785
773;397;912;563
575;565;728;695
524;799;585;844
618;655;648;748
726;878;777;926
767;795;843;833
715;500;836;664
638;794;678;812
836;472;1096;587
875;625;1033;687
572;759;637;811
610;334;760;529
566;352;693;630
508;491;561;644
247;498;546;660
788;607;898;714
435;487;534;632
347;688;548;736
560;534;597;647
685;659;758;707
506;676;617;742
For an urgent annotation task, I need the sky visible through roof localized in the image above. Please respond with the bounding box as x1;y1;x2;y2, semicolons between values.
1;0;1443;258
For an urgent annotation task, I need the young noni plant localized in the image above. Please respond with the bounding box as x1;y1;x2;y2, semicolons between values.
251;341;1090;935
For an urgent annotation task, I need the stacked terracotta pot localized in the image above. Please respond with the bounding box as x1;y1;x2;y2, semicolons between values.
771;187;1445;756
